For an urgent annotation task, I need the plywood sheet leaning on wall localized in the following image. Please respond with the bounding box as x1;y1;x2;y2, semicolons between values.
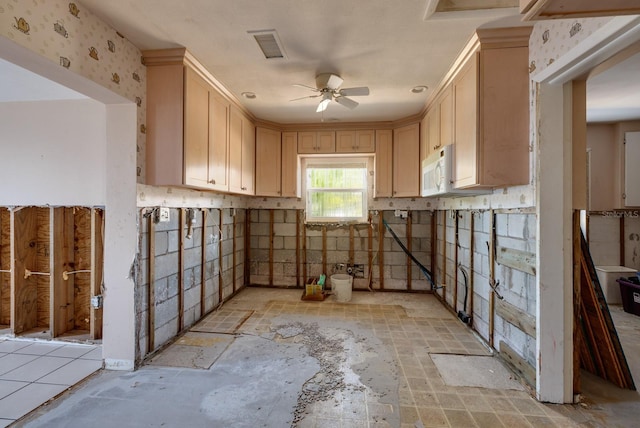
0;208;10;326
579;231;635;390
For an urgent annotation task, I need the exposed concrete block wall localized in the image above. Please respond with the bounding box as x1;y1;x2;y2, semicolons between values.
249;209;432;291
434;210;537;368
588;213;640;270
136;207;246;362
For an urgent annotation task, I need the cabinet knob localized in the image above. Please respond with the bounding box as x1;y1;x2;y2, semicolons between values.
209;179;216;184
241;187;247;191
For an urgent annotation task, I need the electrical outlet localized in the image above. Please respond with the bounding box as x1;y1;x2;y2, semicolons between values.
158;207;170;222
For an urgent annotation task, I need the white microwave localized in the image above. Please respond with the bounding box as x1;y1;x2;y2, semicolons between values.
421;145;490;197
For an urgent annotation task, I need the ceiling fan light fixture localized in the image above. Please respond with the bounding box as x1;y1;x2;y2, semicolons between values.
316;96;331;113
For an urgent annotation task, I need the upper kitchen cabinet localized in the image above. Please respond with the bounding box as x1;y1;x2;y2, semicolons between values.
423;86;453;160
520;0;640;20
144;48;252;192
228;106;255;195
255;127;283;197
374;130;393;198
298;131;336;153
392;123;421;197
452;27;532;189
336;130;376;153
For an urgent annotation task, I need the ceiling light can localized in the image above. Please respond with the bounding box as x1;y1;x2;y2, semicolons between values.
241;92;256;99
411;85;428;94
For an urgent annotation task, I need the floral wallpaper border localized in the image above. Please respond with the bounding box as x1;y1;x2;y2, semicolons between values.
0;0;147;181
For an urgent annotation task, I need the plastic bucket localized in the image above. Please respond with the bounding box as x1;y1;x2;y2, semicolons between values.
331;274;353;302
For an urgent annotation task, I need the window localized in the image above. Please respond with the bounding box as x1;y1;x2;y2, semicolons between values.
304;158;369;223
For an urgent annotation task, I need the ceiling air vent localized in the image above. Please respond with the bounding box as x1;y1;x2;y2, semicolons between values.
248;30;287;59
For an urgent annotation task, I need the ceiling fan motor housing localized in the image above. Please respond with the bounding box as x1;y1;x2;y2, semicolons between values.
316;73;343;90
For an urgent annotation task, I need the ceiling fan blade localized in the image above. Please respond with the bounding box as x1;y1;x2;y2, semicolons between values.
290;94;321;102
293;83;319;92
316;98;331;112
339;86;369;97
335;96;359;109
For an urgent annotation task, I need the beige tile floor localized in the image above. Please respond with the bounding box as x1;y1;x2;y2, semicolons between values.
220;289;582;427
0;339;101;426
12;288;640;427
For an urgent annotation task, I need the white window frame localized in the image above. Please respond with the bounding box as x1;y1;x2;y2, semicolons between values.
302;156;372;224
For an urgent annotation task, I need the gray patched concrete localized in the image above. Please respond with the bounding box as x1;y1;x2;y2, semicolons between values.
23;335;319;428
431;354;525;391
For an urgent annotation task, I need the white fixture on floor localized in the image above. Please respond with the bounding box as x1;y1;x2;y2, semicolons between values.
331;274;353;302
595;266;638;304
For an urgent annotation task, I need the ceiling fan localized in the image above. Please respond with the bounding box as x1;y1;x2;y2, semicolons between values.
291;73;370;113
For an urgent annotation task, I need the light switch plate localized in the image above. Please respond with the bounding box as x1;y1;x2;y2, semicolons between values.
158;207;170;222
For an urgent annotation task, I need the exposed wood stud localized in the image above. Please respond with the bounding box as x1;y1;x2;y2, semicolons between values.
148;211;155;352
201;209;207;317
431;211;437;290
367;212;373;288
322;226;327;277
296;210;300;287
489;209;496;349
454;210;459;313
349;225;355;266
378;212;385;290
469;213;475;326
442;210;447;303
73;208;91;333
0;208;10;326
302;215;307;286
245;209;251;288
620;216;625;266
232;210;237;294
9;209;15;334
269;210;274;286
52;208;72;337
218;209;223;305
92;209;104;340
573;210;582;395
179;209;185;332
406;211;412;291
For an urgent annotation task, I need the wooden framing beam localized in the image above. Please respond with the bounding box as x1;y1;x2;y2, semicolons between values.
378;212;385;290
322;225;327;277
201;209;207;316
245;209;251;287
431;211;437;290
453;210;459;312
296;210;301;287
500;341;535;387
349;224;355;266
0;208;10;326
489;209;496;349
302;214;307;286
573;210;582;395
469;213;475;321
496;298;536;339
218;209;223;304
269;210;274;286
179;209;185;332
91;208;104;341
367;212;373;288
442;210;447;302
232;210;237;294
496;246;536;275
406;211;412;291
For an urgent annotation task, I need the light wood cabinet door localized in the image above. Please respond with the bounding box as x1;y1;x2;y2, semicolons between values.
439;86;453;149
242;119;255;195
208;90;229;191
184;67;210;188
229;107;255;195
420;115;429;162
453;53;479;189
281;132;299;197
375;130;393;198
317;131;336;153
336;130;375;153
426;107;439;157
297;132;317;153
393;123;420;197
255;127;282;196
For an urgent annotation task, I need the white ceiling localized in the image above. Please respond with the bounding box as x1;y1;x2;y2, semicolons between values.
1;1;638;124
76;0;523;124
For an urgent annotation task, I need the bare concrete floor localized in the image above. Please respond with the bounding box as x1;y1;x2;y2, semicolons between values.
17;288;640;427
